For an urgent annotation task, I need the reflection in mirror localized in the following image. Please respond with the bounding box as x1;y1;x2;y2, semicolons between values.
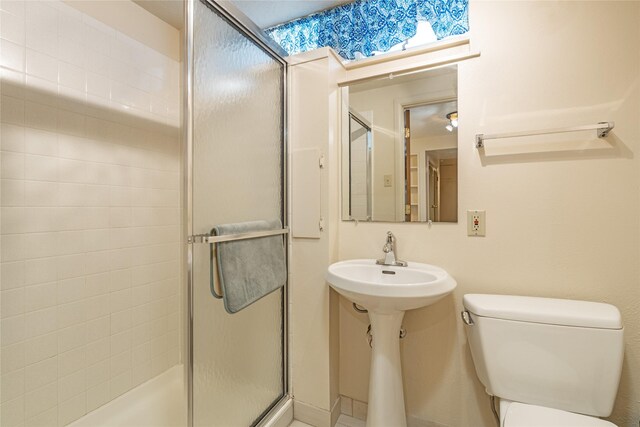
409;102;458;222
348;111;372;221
341;65;458;223
425;148;458;222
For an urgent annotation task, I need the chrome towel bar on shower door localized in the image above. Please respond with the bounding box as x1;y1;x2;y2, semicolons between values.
188;228;289;244
475;121;614;149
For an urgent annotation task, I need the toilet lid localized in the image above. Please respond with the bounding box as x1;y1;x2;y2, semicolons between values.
503;403;617;427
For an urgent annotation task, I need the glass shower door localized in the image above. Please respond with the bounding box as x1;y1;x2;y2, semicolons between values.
188;0;286;425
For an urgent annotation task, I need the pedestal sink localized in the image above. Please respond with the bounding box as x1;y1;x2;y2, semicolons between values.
326;259;456;427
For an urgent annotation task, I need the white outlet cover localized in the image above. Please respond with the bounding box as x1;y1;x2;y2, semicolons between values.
467;210;486;236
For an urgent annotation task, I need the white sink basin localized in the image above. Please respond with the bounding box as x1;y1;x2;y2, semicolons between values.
326;259;456;313
326;259;456;427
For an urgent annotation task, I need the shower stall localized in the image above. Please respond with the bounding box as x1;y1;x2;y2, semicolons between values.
0;0;289;425
185;0;289;426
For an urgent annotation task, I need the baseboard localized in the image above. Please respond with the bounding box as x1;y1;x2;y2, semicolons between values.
407;414;450;427
331;396;341;426
262;397;294;427
337;394;450;427
293;400;333;427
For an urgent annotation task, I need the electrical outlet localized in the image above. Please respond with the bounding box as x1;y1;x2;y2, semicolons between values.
467;210;486;236
384;175;392;187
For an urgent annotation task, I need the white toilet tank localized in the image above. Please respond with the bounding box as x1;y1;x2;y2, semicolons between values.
462;294;624;417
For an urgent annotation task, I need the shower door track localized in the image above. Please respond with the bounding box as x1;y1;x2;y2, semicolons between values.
183;1;290;426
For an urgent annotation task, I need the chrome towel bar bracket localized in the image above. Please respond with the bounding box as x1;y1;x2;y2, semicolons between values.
475;121;614;149
188;228;289;244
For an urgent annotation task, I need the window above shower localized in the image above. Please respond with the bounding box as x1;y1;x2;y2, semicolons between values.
262;0;469;61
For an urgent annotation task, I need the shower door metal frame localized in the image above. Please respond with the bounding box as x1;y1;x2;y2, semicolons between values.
183;1;290;426
347;111;372;221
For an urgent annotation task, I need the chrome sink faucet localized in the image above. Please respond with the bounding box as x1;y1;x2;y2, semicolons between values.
376;231;407;267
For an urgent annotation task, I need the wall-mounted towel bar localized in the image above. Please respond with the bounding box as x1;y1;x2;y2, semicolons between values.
475;122;614;149
189;228;289;244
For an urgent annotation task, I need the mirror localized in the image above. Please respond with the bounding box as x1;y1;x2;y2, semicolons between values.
341;65;458;223
348;111;373;220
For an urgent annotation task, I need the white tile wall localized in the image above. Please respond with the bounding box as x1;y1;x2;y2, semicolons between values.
0;0;181;425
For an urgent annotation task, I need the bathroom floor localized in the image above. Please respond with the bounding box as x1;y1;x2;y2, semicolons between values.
289;415;364;427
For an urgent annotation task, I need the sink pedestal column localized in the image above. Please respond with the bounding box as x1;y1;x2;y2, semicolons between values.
367;311;406;427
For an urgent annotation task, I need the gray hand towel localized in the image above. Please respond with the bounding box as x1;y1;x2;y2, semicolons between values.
213;219;286;314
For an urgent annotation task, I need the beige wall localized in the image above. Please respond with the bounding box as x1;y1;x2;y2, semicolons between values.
0;0;181;425
411;134;457;155
338;1;640;426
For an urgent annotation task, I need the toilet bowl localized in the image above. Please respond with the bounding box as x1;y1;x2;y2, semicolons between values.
462;294;624;427
499;400;616;427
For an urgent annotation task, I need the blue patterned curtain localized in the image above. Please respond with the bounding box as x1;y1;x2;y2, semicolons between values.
265;0;469;61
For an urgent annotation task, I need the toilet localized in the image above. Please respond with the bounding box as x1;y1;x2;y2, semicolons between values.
462;294;624;427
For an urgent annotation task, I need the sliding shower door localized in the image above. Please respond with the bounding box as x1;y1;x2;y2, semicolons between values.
186;1;287;425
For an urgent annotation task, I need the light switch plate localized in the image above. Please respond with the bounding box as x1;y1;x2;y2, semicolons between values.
384;174;392;187
467;210;486;236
